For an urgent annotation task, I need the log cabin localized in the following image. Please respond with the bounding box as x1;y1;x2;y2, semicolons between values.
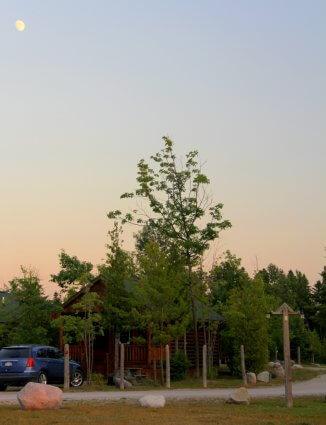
59;275;223;378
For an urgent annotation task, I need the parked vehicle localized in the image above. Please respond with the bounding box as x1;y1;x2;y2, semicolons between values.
0;345;83;390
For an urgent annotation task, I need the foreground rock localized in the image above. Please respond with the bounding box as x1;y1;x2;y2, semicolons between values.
257;371;270;383
139;395;166;408
17;382;62;411
246;372;256;385
227;387;250;405
272;363;285;378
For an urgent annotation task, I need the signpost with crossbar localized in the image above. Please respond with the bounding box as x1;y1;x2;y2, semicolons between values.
267;303;304;408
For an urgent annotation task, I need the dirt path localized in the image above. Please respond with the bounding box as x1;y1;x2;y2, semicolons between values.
1;373;325;404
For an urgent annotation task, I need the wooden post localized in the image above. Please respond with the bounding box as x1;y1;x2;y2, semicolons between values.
297;346;301;365
268;303;303;408
153;347;157;385
165;344;170;389
283;306;293;408
184;332;187;356
240;345;247;386
64;344;70;390
120;343;125;390
275;347;278;362
203;344;207;388
114;332;120;373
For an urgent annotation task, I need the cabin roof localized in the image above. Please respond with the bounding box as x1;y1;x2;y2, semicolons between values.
62;275;224;322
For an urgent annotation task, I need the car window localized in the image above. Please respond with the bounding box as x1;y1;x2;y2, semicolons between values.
0;348;30;358
47;348;62;359
36;348;48;358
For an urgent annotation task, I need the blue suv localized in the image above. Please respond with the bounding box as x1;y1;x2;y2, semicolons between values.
0;345;83;390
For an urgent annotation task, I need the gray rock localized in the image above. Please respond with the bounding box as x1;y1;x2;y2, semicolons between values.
139;395;166;408
246;372;256;385
272;363;285;378
227;387;250;405
17;382;62;411
113;376;133;388
268;361;275;367
292;364;304;369
257;371;270;383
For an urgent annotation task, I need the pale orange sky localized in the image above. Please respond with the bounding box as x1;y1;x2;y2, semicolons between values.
0;1;325;295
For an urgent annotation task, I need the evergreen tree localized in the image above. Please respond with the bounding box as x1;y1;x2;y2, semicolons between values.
98;222;135;372
6;267;58;345
222;276;269;374
209;251;251;307
133;241;189;383
313;266;326;339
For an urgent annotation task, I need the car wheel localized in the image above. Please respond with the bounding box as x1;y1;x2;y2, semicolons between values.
0;384;7;391
70;369;83;387
38;371;48;385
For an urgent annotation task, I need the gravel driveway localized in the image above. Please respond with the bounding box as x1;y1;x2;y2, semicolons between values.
0;373;325;404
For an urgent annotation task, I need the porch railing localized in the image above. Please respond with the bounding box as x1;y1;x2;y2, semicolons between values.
125;344;147;364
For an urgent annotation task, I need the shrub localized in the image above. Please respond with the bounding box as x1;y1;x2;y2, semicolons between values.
170;351;191;381
207;365;219;379
91;373;106;385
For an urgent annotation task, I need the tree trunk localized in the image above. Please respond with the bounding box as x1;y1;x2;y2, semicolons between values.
184;332;187;357
175;338;179;354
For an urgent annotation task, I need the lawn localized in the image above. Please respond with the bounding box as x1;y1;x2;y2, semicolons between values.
67;367;326;392
0;398;326;425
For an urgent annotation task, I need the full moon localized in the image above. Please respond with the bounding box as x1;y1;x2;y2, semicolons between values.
15;20;26;32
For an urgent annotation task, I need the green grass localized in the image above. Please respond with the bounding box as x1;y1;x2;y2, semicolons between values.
0;398;326;425
66;367;325;392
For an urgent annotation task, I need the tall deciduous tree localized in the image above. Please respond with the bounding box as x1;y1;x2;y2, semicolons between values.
108;137;231;377
53;290;103;385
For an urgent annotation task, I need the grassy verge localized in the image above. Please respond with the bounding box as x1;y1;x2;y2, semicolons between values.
1;398;326;425
66;367;325;392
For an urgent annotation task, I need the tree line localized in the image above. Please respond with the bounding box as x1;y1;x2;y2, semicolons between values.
0;138;325;380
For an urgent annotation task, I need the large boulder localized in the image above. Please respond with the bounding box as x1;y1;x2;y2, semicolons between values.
17;382;62;411
246;372;256;385
139;395;166;408
257;371;270;383
227;387;250;405
272;363;285;378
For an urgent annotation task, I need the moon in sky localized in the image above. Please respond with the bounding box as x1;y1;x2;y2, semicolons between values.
15;20;26;32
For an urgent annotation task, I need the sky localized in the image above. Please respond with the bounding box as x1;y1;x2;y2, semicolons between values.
0;1;325;295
